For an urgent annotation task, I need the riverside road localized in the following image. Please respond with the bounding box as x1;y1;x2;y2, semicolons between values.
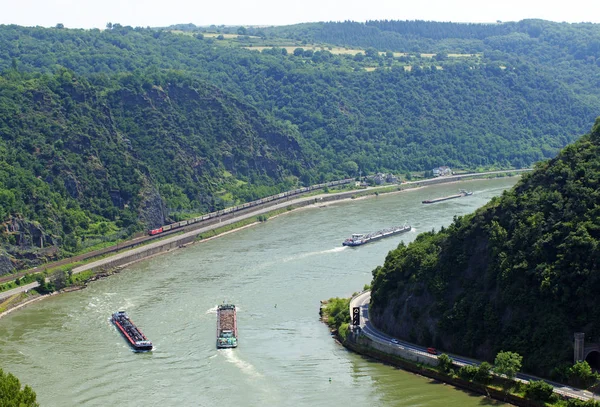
350;291;597;402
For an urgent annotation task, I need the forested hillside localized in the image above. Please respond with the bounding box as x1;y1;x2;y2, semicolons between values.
370;119;600;377
263;19;600;102
0;24;596;171
0;21;599;269
0;69;309;268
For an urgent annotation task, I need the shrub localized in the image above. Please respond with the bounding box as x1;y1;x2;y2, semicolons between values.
524;380;553;402
458;365;478;380
437;353;454;374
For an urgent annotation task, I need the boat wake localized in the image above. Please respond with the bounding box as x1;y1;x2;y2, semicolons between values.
221;349;262;378
321;247;347;254
282;246;347;262
207;305;242;314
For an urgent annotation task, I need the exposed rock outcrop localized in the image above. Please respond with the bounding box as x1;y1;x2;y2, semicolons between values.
138;185;166;229
0;253;15;276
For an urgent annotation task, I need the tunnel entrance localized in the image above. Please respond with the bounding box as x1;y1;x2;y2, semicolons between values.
585;350;600;371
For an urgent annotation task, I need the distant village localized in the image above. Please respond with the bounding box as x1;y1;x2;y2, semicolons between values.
358;166;454;186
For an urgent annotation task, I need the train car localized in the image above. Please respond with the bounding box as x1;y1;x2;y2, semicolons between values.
163;224;172;232
179;220;188;227
148;227;163;235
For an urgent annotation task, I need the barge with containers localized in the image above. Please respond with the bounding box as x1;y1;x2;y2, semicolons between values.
342;224;411;247
422;190;473;204
217;304;238;348
111;311;153;351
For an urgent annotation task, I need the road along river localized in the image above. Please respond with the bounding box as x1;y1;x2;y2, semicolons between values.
0;177;517;406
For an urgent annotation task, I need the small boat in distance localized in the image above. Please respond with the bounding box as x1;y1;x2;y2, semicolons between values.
422;189;473;204
217;304;238;348
342;224;411;247
111;311;153;352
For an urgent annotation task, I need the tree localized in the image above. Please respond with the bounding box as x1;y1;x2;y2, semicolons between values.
524;380;553;402
237;26;247;35
0;368;39;407
458;365;478;380
475;362;492;383
343;160;359;176
569;361;598;388
437;353;454;374
365;47;379;58
494;351;522;380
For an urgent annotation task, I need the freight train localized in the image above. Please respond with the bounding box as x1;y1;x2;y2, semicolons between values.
148;178;354;236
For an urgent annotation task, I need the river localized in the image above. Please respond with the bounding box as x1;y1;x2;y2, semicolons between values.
0;177;517;406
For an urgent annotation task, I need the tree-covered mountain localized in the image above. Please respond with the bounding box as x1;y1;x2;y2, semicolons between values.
0;24;596;171
370;119;600;377
0;69;309;268
0;21;599;269
262;19;600;103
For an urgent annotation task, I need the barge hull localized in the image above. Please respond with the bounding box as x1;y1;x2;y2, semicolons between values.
217;304;238;348
112;311;153;352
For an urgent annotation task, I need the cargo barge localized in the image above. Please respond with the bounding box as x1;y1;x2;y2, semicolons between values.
217;304;238;348
422;190;473;204
342;224;411;247
111;311;153;352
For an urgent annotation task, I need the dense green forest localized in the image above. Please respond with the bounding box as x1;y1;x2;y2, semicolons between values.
0;23;596;171
370;119;600;377
0;69;309;267
262;19;600;102
0;20;599;269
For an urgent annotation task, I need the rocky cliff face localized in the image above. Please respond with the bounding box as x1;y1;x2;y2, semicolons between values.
0;253;15;276
4;216;56;249
138;185;166;230
0;216;61;273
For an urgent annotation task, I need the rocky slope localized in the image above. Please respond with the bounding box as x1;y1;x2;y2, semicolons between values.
0;70;310;266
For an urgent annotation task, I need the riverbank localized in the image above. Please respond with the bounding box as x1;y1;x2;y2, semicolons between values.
321;299;540;407
342;338;540;407
0;172;525;318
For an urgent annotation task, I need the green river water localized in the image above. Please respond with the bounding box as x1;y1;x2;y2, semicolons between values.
0;178;518;407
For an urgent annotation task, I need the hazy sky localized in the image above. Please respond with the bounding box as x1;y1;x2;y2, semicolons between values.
2;0;600;29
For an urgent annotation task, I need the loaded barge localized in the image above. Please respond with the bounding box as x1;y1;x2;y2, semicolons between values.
342;224;411;247
217;304;238;348
111;311;153;351
422;190;473;204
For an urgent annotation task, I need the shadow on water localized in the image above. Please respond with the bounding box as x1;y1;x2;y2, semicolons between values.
350;351;509;406
424;380;508;405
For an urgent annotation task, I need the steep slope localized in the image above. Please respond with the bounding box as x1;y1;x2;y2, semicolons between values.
0;25;597;172
370;119;600;376
0;70;309;269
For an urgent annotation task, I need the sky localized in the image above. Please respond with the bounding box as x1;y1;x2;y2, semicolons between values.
2;0;600;29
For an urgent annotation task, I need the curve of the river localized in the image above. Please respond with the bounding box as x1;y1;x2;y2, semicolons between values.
0;177;518;407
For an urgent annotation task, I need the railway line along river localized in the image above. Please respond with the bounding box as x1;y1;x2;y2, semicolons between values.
0;177;517;406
